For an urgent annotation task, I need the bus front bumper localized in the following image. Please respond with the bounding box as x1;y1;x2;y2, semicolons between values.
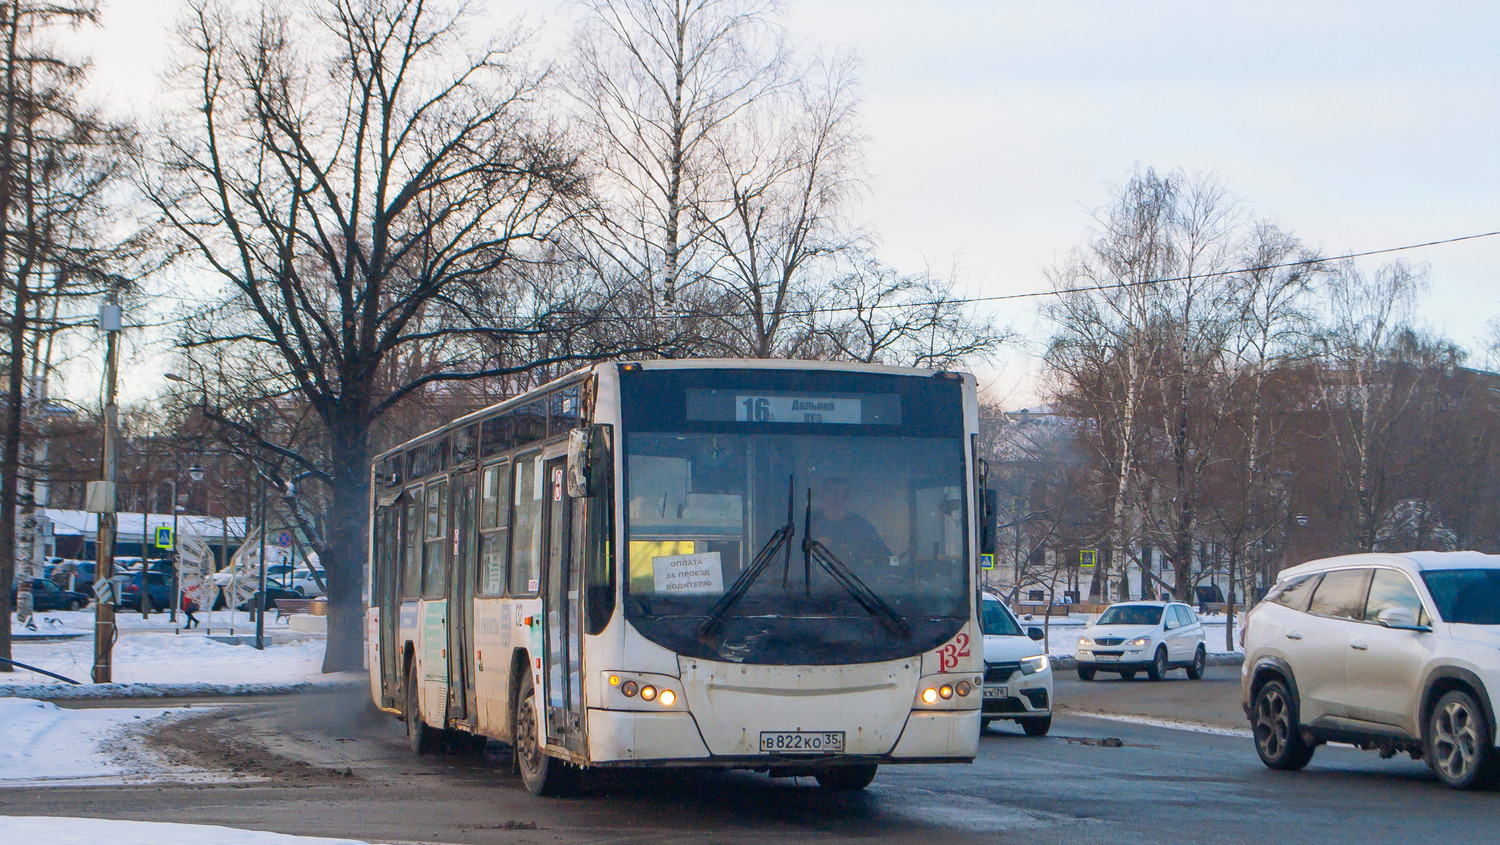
584;708;978;766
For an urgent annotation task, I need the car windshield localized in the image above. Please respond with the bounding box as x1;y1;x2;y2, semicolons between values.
620;367;970;665
1421;569;1500;625
1097;605;1163;626
981;600;1023;636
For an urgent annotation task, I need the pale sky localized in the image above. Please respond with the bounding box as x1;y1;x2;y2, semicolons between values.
73;1;1500;405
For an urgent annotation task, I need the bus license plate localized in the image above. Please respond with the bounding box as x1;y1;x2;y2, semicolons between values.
759;731;844;754
983;686;1007;699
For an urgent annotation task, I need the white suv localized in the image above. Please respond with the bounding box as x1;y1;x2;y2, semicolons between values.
1242;552;1500;790
1076;601;1207;682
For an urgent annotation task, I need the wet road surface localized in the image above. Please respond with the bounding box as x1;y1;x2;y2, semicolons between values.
3;673;1494;844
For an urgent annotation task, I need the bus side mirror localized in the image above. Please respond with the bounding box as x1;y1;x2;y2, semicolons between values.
567;424;611;498
979;487;999;556
567;428;594;498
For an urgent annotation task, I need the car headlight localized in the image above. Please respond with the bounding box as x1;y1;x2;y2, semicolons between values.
1127;636;1152;647
1078;636;1091;646
1020;654;1049;675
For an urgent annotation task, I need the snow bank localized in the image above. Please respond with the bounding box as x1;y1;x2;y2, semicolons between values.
0;699;175;783
2;817;382;845
1;624;335;697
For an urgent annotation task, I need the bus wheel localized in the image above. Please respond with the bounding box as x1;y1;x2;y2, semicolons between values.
514;671;573;796
815;764;877;790
404;667;440;755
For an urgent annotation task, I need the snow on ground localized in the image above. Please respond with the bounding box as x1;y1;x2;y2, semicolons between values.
4;609;330;694
0;699;187;784
3;817;383;845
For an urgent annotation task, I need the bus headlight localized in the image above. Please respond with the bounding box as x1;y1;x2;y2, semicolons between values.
922;688;939;705
939;684;954;700
659;689;676;707
640;685;658;702
621;680;639;697
956;680;972;697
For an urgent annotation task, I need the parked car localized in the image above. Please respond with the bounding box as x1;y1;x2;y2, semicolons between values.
118;571;175;611
1076;601;1207;681
290;568;327;597
11;578;90;612
1242;551;1500;790
980;593;1052;735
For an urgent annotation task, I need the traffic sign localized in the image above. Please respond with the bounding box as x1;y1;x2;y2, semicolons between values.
1080;549;1097;568
93;578;115;605
981;553;996;571
276;530;293;548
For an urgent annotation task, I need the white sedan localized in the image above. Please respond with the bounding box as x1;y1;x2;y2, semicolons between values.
290;568;327;597
1076;601;1207;681
980;593;1053;735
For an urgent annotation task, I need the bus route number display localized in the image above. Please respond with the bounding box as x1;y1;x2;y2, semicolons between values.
736;395;862;425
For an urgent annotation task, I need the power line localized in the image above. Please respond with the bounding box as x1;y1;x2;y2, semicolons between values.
764;227;1500;319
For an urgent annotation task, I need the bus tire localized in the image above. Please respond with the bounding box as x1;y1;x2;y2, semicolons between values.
514;670;573;796
404;665;441;755
815;764;877;790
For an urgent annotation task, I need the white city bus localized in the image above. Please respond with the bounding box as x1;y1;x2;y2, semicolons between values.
365;360;988;794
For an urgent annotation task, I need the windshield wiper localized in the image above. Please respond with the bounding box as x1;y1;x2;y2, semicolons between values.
801;488;909;638
697;476;797;640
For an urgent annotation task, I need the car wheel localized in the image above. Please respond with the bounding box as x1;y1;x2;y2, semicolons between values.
404;665;441;755
1020;715;1052;737
1186;646;1206;680
514;670;574;796
1426;689;1500;790
815;764;878;790
1252;678;1314;771
70;600;85;611
1077;664;1096;681
293;586;306;597
1120;671;1137;681
1146;647;1168;681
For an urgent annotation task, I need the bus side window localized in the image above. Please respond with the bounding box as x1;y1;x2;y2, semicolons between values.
479;462;512;596
510;455;542;595
584;438;614;635
422;480;449;597
401;491;422;599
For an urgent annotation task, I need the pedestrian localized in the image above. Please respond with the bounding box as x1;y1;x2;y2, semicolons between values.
181;594;200;630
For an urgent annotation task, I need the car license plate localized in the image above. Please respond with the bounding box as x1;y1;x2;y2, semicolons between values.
983;686;1008;699
1095;653;1118;661
759;731;844;754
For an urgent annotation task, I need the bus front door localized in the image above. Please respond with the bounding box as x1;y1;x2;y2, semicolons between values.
541;457;584;753
447;471;478;725
376;502;402;709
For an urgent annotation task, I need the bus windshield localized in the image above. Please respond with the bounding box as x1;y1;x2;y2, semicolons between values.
620;367;970;665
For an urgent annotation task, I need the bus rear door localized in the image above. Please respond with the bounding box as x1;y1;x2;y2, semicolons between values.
542;456;585;754
447;471;478;725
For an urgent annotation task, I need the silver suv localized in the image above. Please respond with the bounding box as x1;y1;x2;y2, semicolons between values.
1241;552;1500;790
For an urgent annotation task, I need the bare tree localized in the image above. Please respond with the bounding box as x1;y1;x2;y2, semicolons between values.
140;0;599;671
567;0;790;311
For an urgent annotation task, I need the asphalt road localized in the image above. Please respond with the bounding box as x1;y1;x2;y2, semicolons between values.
5;671;1496;845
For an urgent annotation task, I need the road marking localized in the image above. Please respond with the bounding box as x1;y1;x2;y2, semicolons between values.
1070;711;1252;738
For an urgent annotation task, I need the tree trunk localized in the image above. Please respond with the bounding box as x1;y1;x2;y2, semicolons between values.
321;416;370;673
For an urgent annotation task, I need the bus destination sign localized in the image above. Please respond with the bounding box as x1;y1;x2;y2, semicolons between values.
736;394;863;425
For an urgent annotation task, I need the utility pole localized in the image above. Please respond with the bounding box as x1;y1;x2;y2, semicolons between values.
91;288;122;683
170;478;179;625
254;473;267;650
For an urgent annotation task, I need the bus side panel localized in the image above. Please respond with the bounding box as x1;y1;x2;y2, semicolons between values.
418;599;449;725
474;597;517;739
366;606;381;707
397;600;420;709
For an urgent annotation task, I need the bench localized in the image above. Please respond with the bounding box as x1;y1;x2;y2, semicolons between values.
273;598;313;622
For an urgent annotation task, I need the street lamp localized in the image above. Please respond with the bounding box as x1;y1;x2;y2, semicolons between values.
1294;514;1309;528
188;464;205;483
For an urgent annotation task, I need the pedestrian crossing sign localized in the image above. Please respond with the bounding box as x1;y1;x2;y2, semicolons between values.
155;526;174;550
981;553;995;570
1080;549;1097;568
